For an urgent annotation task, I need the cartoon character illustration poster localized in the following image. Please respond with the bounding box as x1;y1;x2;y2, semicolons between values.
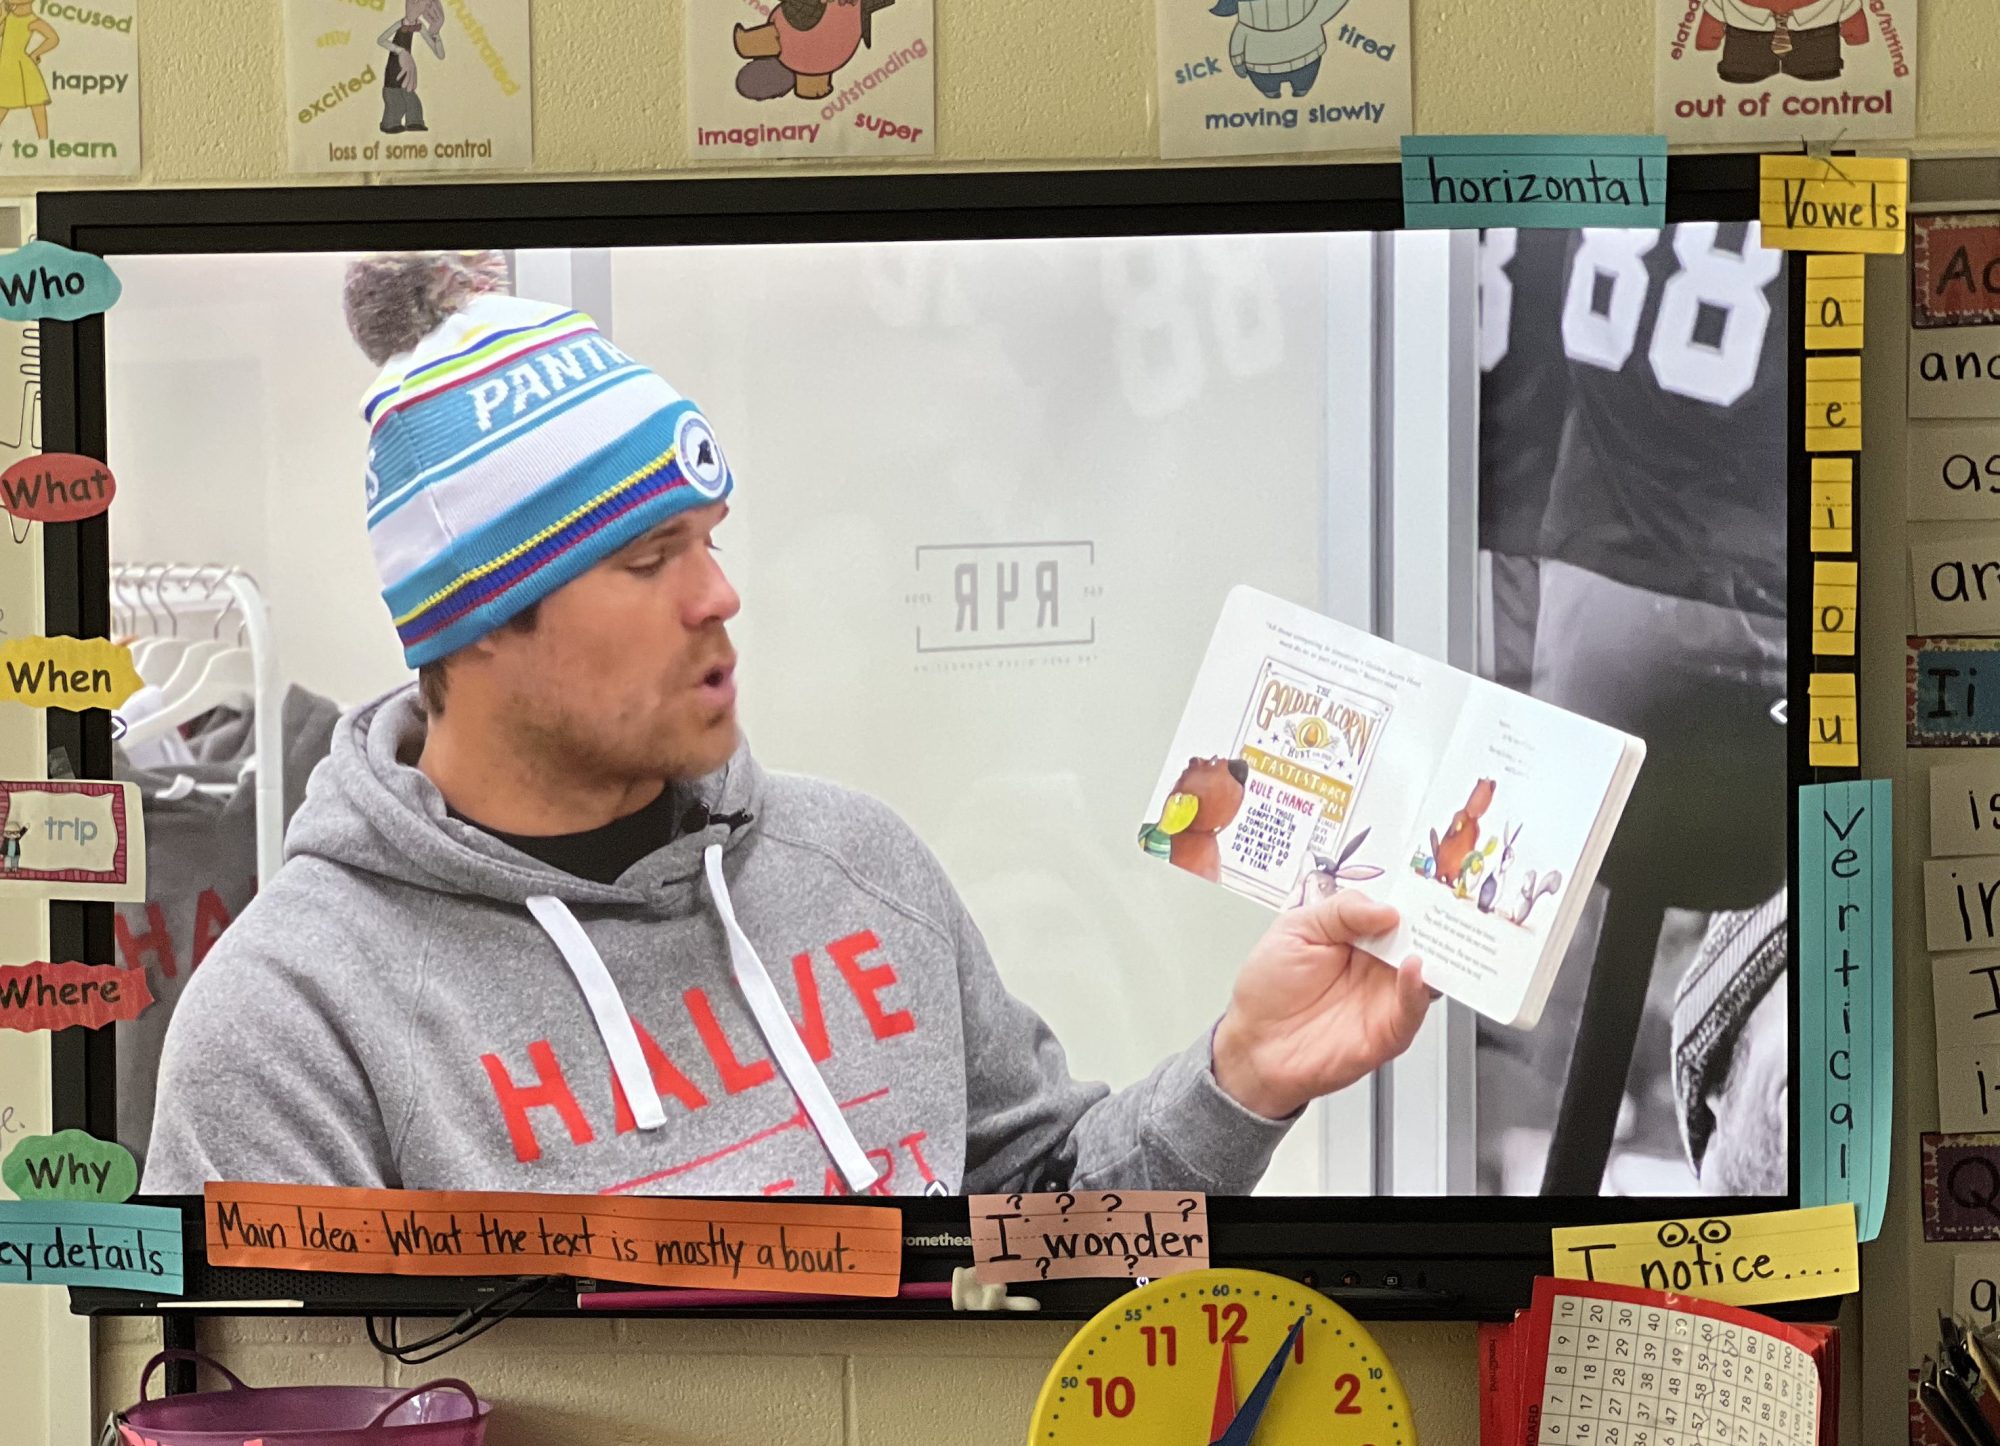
283;0;532;175
1656;0;1917;144
1153;0;1411;161
0;0;137;178
686;0;936;161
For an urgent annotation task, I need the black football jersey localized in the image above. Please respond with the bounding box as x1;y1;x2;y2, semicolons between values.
1539;222;1790;618
1478;228;1573;557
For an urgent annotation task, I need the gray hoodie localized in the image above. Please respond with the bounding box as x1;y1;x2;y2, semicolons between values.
143;688;1292;1198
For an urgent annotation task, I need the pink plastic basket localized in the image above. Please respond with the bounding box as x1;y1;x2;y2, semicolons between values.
116;1351;488;1446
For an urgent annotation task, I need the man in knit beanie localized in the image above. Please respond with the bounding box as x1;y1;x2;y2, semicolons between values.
1671;889;1789;1194
144;252;1433;1198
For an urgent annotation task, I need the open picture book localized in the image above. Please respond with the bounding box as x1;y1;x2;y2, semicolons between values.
1138;587;1645;1028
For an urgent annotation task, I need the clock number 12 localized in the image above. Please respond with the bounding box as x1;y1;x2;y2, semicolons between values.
1202;1302;1308;1363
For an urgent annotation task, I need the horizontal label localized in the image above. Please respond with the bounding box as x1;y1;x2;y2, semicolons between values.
1400;135;1667;228
204;1181;904;1297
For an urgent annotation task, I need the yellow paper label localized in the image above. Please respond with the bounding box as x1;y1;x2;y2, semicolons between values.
1242;745;1355;822
1804;253;1865;349
1805;354;1862;453
1811;458;1853;553
1551;1204;1858;1307
1811;561;1858;657
1808;672;1859;767
1760;154;1909;255
0;637;140;711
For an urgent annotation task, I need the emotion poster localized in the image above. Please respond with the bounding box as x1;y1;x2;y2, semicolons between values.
1657;0;1917;144
685;0;935;161
0;0;138;177
1154;0;1411;161
284;0;532;174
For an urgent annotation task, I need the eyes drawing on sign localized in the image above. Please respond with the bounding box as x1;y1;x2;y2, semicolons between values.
1208;0;1357;101
0;0;58;143
735;0;899;103
1138;754;1248;883
1697;0;1871;86
379;0;447;137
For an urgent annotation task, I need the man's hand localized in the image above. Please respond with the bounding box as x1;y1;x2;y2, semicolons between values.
1211;891;1433;1121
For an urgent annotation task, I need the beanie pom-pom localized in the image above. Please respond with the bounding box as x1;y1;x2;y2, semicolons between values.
343;251;510;365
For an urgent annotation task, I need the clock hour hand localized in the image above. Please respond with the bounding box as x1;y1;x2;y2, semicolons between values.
1214;1317;1306;1446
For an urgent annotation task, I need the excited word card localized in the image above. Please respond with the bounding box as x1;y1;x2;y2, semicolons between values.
206;1181;904;1297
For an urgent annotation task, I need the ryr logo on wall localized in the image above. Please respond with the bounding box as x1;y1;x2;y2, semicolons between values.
1656;0;1917;144
0;0;139;177
1153;0;1411;161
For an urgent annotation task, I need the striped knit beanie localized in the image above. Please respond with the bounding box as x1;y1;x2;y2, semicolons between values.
344;253;734;668
1670;887;1787;1176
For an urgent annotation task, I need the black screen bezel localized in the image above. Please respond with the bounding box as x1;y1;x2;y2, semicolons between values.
36;156;1817;1321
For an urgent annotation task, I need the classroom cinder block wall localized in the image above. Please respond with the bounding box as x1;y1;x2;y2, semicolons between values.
40;1;2000;1440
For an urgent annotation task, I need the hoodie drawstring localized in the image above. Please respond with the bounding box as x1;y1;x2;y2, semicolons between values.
526;895;667;1132
524;851;879;1194
702;844;879;1192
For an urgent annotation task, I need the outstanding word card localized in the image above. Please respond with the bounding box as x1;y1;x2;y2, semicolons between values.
205;1181;903;1297
969;1190;1209;1285
1551;1205;1859;1307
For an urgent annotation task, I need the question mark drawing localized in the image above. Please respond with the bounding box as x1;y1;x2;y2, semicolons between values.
1178;1197;1199;1223
1006;1194;1023;1211
1037;1257;1051;1280
1057;1192;1076;1217
1101;1193;1124;1214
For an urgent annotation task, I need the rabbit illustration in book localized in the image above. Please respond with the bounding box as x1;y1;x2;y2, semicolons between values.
1505;868;1563;926
1428;777;1494;888
1476;822;1521;915
1285;826;1385;909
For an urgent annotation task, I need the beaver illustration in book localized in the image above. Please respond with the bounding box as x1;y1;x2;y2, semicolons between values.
1429;777;1494;888
1139;755;1249;883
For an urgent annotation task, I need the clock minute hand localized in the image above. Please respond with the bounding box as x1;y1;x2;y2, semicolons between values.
1214;1317;1306;1446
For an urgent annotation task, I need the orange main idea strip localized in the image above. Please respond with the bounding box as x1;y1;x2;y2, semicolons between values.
204;1181;903;1297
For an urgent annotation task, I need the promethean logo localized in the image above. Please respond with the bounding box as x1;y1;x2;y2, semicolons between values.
905;1232;971;1248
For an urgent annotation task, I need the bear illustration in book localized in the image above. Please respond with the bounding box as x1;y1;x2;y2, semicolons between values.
1139;755;1248;882
1696;0;1871;84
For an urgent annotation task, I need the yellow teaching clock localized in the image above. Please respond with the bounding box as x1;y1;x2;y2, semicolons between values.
1028;1268;1415;1446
